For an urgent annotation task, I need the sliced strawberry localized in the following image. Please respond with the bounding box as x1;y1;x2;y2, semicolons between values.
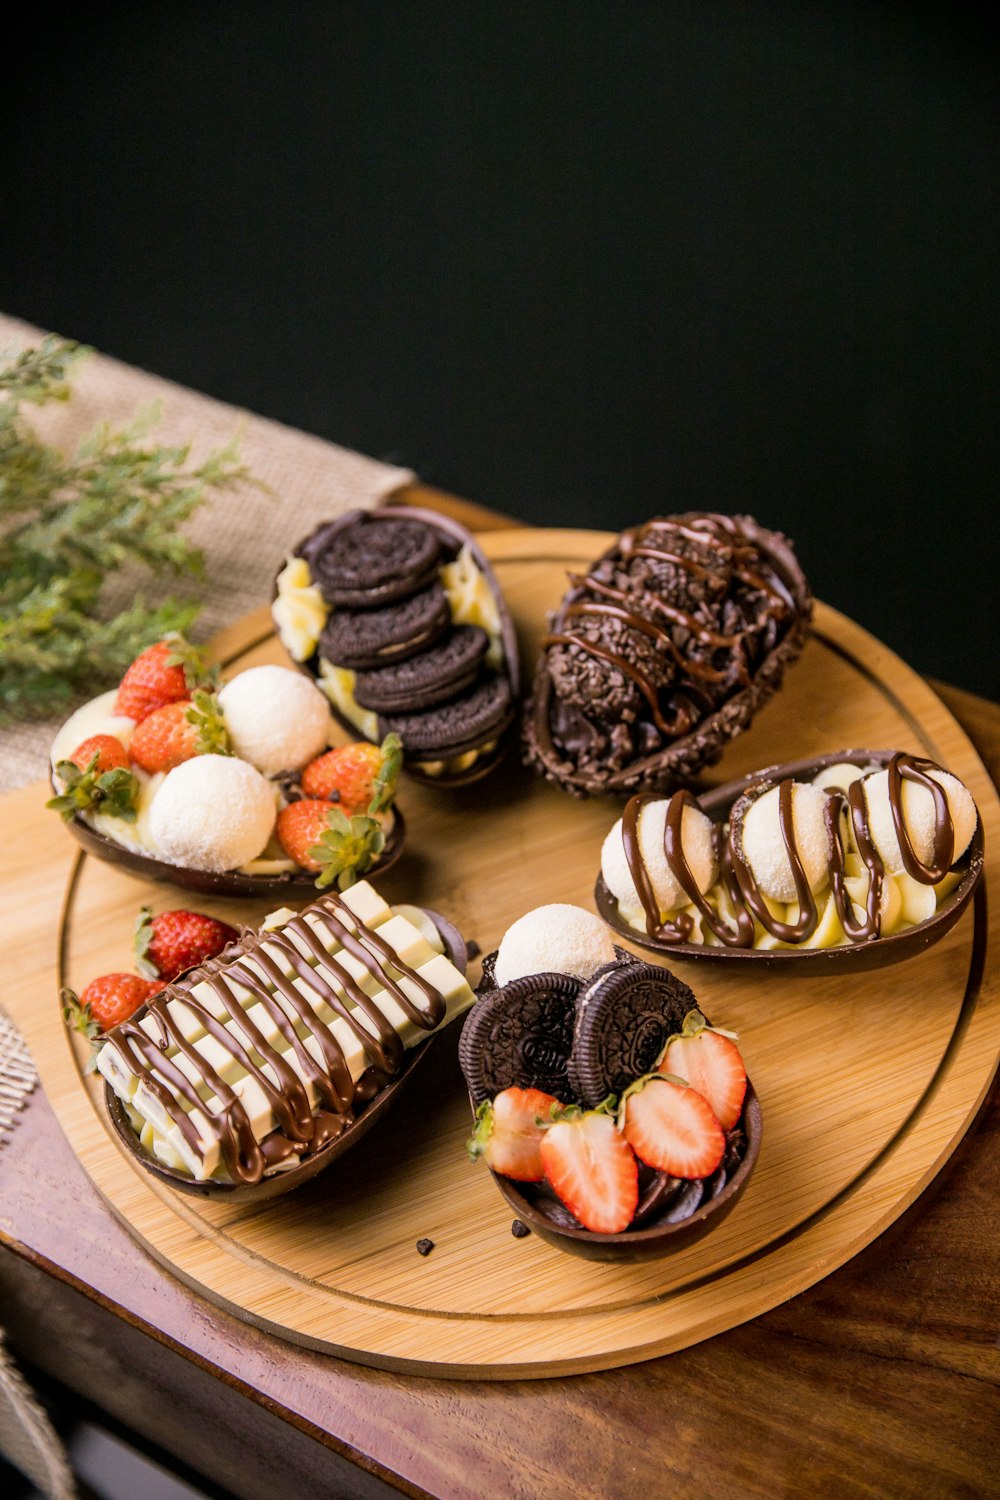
658;1010;747;1131
621;1074;725;1179
467;1087;561;1182
539;1103;639;1234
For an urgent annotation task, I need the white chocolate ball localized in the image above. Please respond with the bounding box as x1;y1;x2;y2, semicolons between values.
218;665;331;775
149;755;276;872
601;799;717;918
739;782;833;903
862;767;976;876
494;904;616;986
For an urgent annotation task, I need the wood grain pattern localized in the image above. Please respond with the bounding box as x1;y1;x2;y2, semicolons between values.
2;529;998;1381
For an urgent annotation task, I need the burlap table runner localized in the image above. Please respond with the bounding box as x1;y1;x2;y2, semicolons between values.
0;312;415;1495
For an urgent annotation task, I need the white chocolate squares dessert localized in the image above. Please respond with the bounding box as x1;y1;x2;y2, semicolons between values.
96;881;475;1184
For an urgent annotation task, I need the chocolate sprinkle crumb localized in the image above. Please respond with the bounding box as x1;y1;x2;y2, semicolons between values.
466;938;482;959
511;1220;531;1239
416;1238;435;1256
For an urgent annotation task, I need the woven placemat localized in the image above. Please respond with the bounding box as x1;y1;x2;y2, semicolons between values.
0;312;414;793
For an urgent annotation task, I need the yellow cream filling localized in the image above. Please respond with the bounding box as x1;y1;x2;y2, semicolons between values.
272;556;329;662
440;546;504;667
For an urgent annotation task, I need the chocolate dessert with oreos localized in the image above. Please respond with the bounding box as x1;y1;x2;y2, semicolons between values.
460;904;760;1258
524;512;812;797
273;507;520;785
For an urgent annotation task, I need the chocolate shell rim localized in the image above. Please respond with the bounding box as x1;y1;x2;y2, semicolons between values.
524;512;813;798
54;792;406;900
594;748;985;972
482;1084;762;1262
103;905;468;1202
277;504;521;787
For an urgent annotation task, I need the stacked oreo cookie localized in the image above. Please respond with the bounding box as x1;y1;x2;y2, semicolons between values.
461;952;694;1108
278;508;520;784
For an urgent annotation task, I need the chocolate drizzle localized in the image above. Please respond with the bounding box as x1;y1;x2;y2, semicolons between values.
620;753;967;949
107;894;450;1185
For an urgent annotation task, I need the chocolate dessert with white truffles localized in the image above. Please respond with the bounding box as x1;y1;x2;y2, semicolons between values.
595;750;984;969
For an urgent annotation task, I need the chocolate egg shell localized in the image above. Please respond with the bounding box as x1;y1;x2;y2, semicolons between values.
277;505;521;788
595;748;985;973
104;907;468;1202
524;513;812;798
481;1086;762;1263
461;950;760;1259
54;790;406;901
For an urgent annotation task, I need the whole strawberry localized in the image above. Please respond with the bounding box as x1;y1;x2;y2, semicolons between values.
134;906;239;982
276;800;385;888
68;735;130;774
300;732;402;815
128;691;229;774
115;635;215;722
63;974;161;1068
129;701;196;773
47;745;139;823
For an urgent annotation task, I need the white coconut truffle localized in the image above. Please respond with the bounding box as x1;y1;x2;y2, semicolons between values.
738;781;833;903
149;755;277;872
218;664;331;775
494;904;616;986
601;799;717;918
862;767;976;876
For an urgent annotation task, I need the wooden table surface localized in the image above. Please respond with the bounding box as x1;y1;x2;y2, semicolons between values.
1;489;998;1500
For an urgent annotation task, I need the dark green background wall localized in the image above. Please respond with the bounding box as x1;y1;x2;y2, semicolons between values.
2;2;996;695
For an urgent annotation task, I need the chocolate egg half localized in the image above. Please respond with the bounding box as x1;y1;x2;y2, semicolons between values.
595;748;984;973
524;512;812;797
274;506;521;787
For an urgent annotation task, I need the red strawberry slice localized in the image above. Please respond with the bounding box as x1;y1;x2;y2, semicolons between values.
539;1105;639;1233
622;1074;725;1179
659;1014;747;1131
467;1087;560;1182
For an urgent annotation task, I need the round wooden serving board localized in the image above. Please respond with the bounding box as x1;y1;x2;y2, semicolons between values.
5;528;999;1380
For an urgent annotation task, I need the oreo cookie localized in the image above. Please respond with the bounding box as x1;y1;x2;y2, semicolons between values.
318;583;451;670
458;973;581;1105
353;626;489;714
301;512;442;607
567;962;696;1105
379;672;514;760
